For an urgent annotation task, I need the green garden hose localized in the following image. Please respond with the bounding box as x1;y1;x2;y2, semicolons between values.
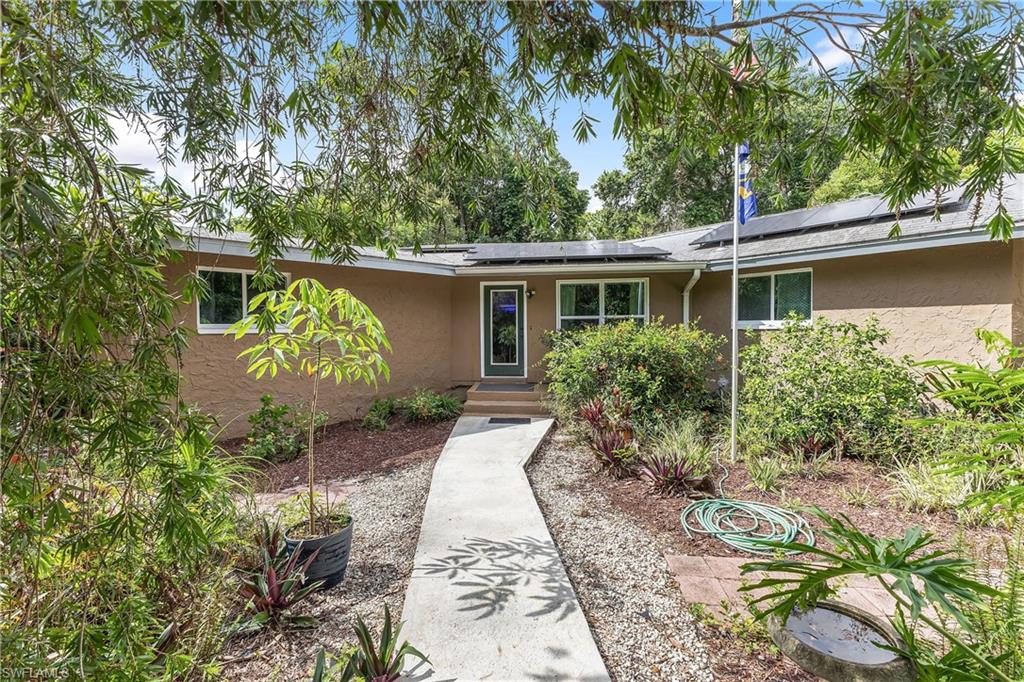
681;498;814;555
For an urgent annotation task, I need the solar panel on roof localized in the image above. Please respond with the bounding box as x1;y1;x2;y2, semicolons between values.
464;240;669;263
691;189;959;246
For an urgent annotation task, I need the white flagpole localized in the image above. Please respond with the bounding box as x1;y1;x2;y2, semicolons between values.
730;0;743;465
730;144;740;463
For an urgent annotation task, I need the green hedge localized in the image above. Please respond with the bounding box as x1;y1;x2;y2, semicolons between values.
543;319;724;433
739;316;923;459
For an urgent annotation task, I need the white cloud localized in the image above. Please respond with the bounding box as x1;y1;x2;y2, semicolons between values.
809;28;864;72
107;115;197;192
587;193;604;212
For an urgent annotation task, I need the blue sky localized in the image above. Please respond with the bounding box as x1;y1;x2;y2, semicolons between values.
551;96;624;210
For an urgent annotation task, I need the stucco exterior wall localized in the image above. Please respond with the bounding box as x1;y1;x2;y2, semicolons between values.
165;252;454;437
690;241;1017;369
449;271;694;384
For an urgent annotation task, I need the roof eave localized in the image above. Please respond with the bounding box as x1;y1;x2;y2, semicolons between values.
453;260;704;276
704;225;1023;271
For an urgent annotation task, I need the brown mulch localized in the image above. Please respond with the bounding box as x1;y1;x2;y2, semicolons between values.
597;451;1010;561
556;432;1011;681
232;418;456;492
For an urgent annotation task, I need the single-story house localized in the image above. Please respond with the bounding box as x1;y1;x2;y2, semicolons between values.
167;177;1024;436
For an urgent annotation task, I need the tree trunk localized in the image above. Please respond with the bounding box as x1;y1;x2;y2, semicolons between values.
308;344;321;535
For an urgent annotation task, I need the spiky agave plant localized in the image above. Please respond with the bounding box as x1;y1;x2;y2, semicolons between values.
239;519;323;630
311;603;428;682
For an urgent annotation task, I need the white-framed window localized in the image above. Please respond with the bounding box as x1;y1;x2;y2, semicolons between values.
556;278;649;330
196;267;290;334
738;268;812;330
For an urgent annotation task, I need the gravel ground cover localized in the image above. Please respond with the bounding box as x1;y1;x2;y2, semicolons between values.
528;430;716;682
220;457;435;681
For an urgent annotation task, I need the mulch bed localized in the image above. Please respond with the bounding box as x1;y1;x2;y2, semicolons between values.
551;428;1011;681
229;418;456;492
598;449;1010;561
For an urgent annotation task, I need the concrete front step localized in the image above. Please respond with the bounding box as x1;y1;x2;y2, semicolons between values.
464;399;549;417
467;382;545;402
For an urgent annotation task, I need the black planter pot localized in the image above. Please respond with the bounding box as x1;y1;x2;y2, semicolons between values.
284;518;353;591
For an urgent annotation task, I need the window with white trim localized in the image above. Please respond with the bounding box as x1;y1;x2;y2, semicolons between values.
738;269;812;329
557;279;648;330
196;267;289;333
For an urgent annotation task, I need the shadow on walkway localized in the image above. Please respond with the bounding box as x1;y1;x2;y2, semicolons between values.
418;535;578;622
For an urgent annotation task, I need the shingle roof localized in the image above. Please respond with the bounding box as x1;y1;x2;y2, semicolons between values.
176;176;1023;273
631;175;1024;266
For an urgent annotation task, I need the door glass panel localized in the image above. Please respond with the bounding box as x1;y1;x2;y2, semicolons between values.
490;290;518;364
559;283;599;316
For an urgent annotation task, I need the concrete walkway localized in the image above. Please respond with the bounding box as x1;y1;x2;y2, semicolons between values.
401;416;610;682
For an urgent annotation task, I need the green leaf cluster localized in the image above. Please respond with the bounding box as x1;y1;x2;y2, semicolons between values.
739;316;923;460
543;319;725;435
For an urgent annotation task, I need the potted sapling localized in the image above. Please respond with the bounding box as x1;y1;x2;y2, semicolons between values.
230;278;390;589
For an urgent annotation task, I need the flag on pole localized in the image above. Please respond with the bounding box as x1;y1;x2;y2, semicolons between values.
737;142;757;224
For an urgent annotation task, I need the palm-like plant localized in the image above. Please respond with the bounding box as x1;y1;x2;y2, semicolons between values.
229;278;390;535
740;509;1015;681
918;329;1024;517
311;604;428;682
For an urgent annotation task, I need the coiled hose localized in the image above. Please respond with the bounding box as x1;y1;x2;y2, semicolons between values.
681;498;814;555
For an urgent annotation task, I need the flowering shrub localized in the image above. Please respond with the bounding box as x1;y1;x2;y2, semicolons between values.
739;316;923;460
543;319;724;434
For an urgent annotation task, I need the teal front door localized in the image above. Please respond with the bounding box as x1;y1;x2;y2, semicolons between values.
482;284;526;377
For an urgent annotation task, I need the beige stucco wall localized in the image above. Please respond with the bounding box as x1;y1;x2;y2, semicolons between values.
449;272;695;383
165;252;454;437
690;241;1018;369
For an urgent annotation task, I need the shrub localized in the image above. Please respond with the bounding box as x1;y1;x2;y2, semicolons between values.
637;416;716;496
917;330;1024;517
241;394;327;463
543;319;724;434
739;316;923;460
362;396;397;431
744;512;1024;682
398;388;462;422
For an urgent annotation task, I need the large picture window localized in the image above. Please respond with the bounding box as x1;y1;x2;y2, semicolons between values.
196;267;289;333
557;279;648;330
738;269;812;329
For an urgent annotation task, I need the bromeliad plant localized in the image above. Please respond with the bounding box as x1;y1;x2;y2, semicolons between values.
239;520;323;630
637;416;716;496
229;278;390;536
740;509;1020;682
311;604;428;682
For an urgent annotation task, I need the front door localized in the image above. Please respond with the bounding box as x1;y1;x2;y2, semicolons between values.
482;283;526;378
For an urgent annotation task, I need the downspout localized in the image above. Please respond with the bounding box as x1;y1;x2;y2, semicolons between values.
682;268;702;325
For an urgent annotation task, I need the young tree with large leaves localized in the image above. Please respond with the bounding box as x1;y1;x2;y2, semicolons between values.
4;1;1024;677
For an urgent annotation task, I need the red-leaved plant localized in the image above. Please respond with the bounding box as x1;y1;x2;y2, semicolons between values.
239;519;323;630
637;451;713;497
591;426;634;477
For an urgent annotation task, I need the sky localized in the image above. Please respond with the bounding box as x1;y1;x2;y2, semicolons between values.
110;2;873;214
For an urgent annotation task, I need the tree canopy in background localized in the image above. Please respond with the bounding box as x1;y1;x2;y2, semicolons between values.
584;71;846;237
4;0;1024;676
400;117;589;245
